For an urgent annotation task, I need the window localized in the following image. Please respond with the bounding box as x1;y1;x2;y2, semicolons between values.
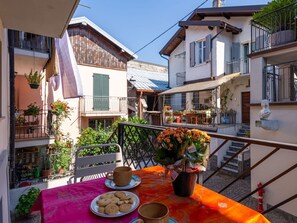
190;40;206;66
264;63;297;102
190;35;211;67
176;72;185;86
89;118;113;130
243;43;249;74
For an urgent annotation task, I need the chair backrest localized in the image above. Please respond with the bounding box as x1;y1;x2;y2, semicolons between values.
73;143;123;183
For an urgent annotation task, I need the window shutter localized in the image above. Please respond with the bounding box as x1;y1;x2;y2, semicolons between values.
190;42;195;67
205;34;211;62
231;42;240;61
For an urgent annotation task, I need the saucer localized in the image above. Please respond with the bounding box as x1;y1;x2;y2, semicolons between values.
105;175;141;190
130;217;177;223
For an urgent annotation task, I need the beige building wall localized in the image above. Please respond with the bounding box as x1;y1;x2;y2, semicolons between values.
250;57;297;216
0;19;10;223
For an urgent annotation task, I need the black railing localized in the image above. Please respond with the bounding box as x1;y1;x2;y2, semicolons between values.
264;61;297;102
109;122;297;216
251;2;297;52
13;31;51;54
15;110;53;139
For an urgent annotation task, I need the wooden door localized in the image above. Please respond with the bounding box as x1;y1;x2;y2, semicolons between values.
241;92;250;124
93;74;109;111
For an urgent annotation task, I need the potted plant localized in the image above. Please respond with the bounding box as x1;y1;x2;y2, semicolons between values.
155;128;210;196
166;116;174;124
252;0;296;46
42;155;51;177
173;110;183;116
220;88;233;124
24;103;40;117
25;69;44;89
15;187;40;218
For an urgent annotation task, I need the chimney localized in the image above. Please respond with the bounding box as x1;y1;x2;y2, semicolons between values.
213;0;223;7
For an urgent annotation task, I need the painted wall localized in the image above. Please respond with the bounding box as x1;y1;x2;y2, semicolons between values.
250;56;297;216
0;20;10;223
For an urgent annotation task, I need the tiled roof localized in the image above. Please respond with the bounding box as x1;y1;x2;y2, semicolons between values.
127;68;168;92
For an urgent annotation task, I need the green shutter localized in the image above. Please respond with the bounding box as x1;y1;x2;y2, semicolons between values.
93;74;109;110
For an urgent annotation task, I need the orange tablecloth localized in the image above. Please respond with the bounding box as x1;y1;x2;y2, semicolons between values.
35;166;270;223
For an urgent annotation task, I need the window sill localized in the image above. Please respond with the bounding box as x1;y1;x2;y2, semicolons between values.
0;116;6;120
191;62;207;68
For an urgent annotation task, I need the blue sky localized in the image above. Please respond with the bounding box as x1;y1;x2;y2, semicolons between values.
74;0;269;66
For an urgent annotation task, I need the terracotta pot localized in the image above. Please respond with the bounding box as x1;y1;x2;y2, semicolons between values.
172;172;197;197
42;169;52;177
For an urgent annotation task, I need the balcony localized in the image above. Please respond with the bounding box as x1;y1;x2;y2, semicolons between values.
79;96;128;116
15;110;53;140
251;2;297;53
13;31;51;75
264;61;297;102
226;59;249;75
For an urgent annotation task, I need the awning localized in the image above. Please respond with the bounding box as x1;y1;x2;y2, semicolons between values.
159;72;240;95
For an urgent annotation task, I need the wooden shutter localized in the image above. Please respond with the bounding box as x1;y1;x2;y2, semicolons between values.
93;74;109;111
190;42;195;67
205;34;211;62
231;42;240;61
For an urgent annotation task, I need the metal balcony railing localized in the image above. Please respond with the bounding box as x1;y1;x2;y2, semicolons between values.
264;60;297;102
13;31;51;54
79;96;128;114
251;2;297;52
15;110;53;139
106;123;297;217
226;59;249;75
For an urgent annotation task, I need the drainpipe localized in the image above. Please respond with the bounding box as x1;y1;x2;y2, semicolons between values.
8;29;16;188
139;91;143;119
159;53;170;88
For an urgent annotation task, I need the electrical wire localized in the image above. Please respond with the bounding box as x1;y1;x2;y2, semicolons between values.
132;0;209;55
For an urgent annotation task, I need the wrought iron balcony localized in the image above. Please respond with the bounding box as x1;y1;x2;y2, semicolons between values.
79;96;128;115
15;110;53;139
251;2;297;53
264;61;297;102
13;31;51;54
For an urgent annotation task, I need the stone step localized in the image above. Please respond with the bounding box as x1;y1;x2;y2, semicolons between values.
223;157;238;164
226;150;238;157
229;145;243;152
223;162;239;170
221;166;239;173
241;124;250;129
231;142;245;147
237;132;247;137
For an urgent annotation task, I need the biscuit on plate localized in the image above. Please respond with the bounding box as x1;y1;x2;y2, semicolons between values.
104;203;119;215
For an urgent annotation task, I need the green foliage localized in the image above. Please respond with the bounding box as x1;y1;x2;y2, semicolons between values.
15;187;40;217
25;69;44;84
24;103;40;116
220;87;233;112
253;0;297;31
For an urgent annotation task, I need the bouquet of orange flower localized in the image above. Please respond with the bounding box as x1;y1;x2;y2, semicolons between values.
155;128;210;173
50;100;71;119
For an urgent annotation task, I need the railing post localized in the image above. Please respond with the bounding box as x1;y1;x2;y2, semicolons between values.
118;123;124;150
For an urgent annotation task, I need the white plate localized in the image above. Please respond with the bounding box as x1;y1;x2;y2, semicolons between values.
90;191;140;218
105;175;141;190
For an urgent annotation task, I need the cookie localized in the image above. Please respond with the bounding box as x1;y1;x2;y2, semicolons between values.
110;197;120;204
98;198;111;207
129;198;134;204
114;191;126;199
101;193;115;199
119;203;132;212
105;203;119;215
98;206;105;213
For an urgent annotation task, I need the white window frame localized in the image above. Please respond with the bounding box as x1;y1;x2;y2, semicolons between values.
194;39;206;66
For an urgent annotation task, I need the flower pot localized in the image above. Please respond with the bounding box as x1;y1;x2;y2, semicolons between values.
172;171;197;197
29;84;40;89
42;169;52;177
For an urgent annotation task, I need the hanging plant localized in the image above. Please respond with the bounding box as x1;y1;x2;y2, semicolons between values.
25;69;44;89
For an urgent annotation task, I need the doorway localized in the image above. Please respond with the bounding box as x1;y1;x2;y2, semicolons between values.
241;92;250;124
